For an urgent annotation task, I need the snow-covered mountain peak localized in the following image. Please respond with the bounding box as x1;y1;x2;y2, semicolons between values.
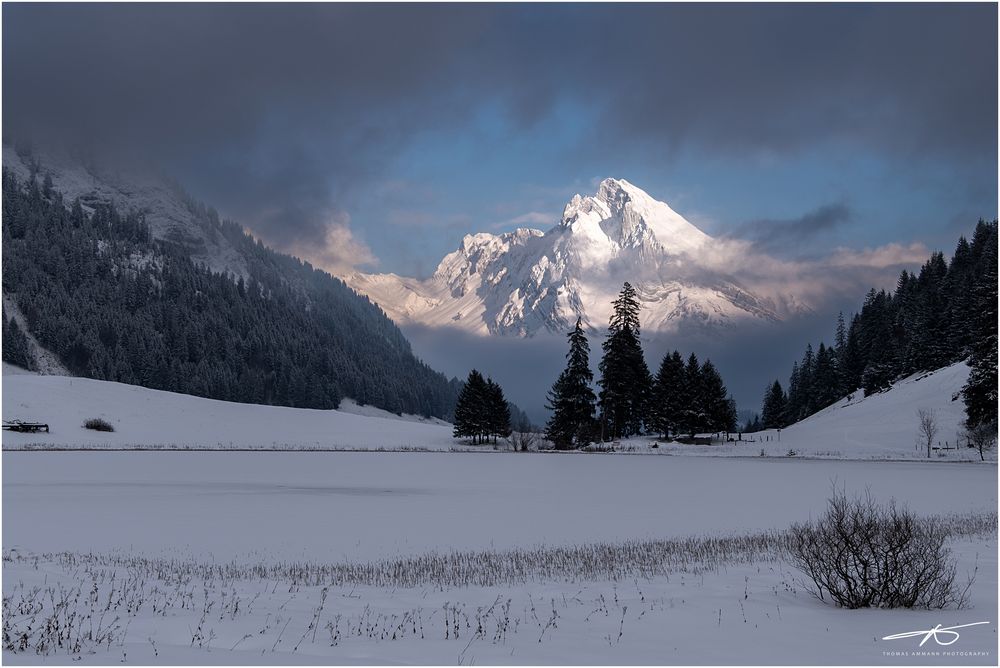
349;178;790;337
558;178;710;256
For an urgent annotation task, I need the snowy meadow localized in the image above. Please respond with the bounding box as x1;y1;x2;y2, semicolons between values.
2;451;997;664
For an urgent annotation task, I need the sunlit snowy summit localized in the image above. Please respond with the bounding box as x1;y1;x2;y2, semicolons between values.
349;178;790;337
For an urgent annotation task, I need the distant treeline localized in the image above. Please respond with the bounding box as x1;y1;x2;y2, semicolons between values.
752;220;997;432
1;169;461;418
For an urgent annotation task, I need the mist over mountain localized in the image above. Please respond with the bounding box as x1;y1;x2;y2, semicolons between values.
348;178;810;338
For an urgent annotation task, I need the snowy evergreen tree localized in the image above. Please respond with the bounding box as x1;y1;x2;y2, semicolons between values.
833;312;848;395
677;353;705;436
760;380;787;429
484;378;512;443
812;342;838;408
701;359;735;433
649;350;685;439
545;319;597;449
453;370;489;443
944;236;976;358
2;308;36;371
598;283;651;440
963;222;998;430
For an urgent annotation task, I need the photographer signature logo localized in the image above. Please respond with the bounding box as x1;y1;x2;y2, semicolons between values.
882;621;990;647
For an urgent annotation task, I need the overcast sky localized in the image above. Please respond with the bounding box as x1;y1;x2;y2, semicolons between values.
4;3;997;417
5;3;996;279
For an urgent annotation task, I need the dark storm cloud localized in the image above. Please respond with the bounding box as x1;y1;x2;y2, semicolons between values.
729;203;852;253
4;3;996;254
586;3;998;161
3;3;500;250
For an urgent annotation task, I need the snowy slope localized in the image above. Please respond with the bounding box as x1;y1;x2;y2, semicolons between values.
639;362;991;461
1;365;454;450
775;363;974;456
349;178;789;336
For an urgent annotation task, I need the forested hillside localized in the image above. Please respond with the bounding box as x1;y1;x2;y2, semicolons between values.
758;220;997;431
1;169;461;418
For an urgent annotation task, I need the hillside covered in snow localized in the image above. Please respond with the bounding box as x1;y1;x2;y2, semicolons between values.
641;362;992;461
1;364;455;450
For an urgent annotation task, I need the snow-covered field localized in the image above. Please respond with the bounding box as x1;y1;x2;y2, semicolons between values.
3;452;996;561
3;362;997;664
2;452;997;664
3;362;990;462
3;537;995;665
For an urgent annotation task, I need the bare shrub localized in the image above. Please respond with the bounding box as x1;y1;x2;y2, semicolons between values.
83;417;114;432
508;430;538;452
789;490;969;609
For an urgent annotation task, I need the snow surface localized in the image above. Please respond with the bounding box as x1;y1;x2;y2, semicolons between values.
3;539;995;665
348;178;789;337
3;361;987;462
3;452;996;664
3;361;996;664
2;364;455;451
4;451;995;562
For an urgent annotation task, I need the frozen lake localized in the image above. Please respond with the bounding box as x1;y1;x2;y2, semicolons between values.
3;451;996;562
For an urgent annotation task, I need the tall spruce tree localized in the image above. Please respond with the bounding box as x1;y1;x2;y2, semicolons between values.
650;350;686;439
812;342;838;408
701;359;736;433
545;319;597;449
761;380;788;429
453;370;488;443
945;236;976;357
484;378;512;444
833;312;848;395
963;222;998;430
598;283;651;440
678;353;705;436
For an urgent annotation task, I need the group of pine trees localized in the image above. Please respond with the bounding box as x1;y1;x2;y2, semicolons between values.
1;168;461;418
452;370;512;444
544;283;737;449
756;220;997;434
649;351;737;440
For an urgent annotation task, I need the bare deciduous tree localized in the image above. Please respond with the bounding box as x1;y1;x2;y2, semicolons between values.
964;422;997;462
917;409;937;459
